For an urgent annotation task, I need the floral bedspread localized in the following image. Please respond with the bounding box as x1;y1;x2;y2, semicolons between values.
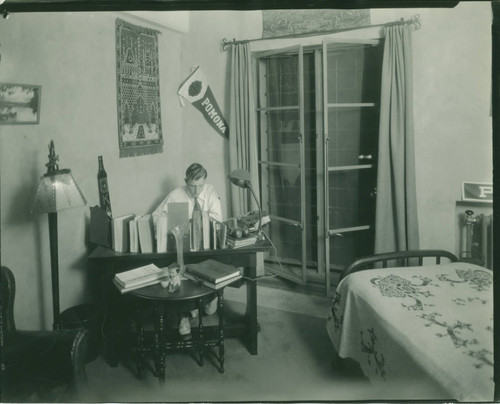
326;262;493;402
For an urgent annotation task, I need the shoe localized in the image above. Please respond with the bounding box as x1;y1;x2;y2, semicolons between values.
178;316;191;340
204;297;218;316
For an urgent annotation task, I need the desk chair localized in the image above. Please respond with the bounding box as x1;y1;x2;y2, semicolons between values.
1;266;90;401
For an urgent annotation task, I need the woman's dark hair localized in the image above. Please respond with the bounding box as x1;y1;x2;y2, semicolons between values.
185;163;207;182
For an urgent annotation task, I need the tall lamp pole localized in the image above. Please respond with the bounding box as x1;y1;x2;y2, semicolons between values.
31;141;87;329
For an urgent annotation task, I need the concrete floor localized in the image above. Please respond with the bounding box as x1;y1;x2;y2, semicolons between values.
81;290;375;402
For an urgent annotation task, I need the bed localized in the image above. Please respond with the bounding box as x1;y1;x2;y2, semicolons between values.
326;250;494;402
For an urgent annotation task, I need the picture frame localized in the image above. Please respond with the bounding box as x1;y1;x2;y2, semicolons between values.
461;181;493;203
0;83;41;124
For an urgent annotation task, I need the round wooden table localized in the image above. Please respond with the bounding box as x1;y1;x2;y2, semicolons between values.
131;279;225;383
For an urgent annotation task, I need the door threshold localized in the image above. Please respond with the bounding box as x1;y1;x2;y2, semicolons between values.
258;263;341;298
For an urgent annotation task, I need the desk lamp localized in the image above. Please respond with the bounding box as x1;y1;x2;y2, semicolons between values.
228;169;262;234
31;140;87;329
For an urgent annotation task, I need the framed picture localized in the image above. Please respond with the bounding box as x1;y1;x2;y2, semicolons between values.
461;181;493;203
0;83;41;124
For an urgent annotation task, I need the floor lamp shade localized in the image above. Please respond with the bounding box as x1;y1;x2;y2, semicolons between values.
31;169;87;214
31;140;87;329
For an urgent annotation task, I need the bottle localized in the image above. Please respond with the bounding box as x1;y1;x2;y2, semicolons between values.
97;156;112;217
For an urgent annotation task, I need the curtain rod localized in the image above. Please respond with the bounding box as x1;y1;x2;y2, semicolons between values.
220;14;421;51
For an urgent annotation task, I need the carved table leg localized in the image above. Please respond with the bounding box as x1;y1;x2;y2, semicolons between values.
154;304;166;384
218;290;225;373
197;298;204;367
135;307;145;379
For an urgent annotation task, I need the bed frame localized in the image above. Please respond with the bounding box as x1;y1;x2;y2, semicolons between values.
340;249;459;282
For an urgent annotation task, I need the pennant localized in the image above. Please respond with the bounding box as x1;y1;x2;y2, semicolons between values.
177;67;229;138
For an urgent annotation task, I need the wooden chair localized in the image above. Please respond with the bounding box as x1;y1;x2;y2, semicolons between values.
1;266;90;402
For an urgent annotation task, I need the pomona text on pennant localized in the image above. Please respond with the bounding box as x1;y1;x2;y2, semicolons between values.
177;67;229;138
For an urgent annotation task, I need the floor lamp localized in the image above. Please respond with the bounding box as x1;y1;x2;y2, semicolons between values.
228;169;263;234
31;140;87;330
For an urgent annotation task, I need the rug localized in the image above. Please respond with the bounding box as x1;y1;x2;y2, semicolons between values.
115;18;163;158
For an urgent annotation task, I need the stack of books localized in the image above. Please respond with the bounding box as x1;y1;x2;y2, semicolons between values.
185;259;242;290
113;263;167;294
226;234;258;249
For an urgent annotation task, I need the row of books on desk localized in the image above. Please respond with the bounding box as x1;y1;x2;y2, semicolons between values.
113;260;242;294
112;212;229;254
90;204;265;254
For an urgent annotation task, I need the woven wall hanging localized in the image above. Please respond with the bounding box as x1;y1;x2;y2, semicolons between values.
115;18;163;157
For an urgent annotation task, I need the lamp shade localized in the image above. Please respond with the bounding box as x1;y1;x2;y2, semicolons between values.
31;169;87;214
228;169;251;188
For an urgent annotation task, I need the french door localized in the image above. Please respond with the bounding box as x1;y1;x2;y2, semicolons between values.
322;39;383;295
256;46;307;284
254;39;383;292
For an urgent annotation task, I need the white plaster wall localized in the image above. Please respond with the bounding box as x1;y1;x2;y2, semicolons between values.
180;10;263;218
0;4;492;329
371;4;493;252
0;12;186;329
251;3;492;254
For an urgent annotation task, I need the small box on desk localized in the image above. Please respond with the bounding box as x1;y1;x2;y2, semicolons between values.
89;206;111;248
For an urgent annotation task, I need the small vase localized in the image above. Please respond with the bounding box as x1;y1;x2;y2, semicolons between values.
171;220;190;277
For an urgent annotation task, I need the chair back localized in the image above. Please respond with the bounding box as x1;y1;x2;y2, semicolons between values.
1;266;17;340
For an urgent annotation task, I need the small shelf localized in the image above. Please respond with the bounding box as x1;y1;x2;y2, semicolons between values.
456;200;493;207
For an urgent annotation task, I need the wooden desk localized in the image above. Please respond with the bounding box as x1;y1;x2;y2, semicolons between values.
88;241;271;366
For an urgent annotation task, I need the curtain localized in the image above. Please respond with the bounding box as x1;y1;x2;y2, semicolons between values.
374;24;419;253
229;42;260;217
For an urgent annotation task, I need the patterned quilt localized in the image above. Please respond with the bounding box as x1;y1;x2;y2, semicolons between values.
326;262;493;401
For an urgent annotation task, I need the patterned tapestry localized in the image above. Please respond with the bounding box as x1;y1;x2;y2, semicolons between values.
262;9;370;38
115;18;163;158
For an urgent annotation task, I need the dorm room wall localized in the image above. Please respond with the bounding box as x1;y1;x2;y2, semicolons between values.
371;4;492;253
0;4;492;330
0;11;261;330
250;3;492;257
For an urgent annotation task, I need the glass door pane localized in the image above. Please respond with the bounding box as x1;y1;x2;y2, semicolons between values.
323;39;382;292
257;46;307;284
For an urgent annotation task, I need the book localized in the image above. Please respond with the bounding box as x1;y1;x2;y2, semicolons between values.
89;205;111;248
114;263;165;288
186;259;241;284
210;218;217;249
138;214;154;253
113;276;166;294
111;214;135;252
226;234;258;249
129;215;142;253
184;272;243;290
211;218;227;249
156;211;168;253
202;211;210;250
167;202;190;252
